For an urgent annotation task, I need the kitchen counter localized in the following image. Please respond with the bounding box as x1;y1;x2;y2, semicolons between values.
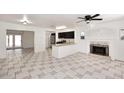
52;43;78;58
53;43;76;47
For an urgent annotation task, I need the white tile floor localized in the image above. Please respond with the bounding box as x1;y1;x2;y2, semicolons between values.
0;48;124;79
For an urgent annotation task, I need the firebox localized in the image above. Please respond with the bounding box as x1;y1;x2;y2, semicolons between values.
90;44;109;56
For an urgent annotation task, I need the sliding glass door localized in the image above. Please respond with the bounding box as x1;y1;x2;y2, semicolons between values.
6;34;22;49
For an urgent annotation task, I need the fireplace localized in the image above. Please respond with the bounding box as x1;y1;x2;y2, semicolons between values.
90;44;109;56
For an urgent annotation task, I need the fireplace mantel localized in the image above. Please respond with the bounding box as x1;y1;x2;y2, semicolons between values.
90;41;109;46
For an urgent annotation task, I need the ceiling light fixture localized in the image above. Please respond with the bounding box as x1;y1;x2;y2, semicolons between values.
19;15;32;25
86;20;90;24
56;25;67;29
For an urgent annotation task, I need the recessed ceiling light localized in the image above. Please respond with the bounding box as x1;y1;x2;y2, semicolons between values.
56;25;67;29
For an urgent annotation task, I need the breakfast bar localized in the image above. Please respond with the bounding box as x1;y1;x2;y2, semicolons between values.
52;43;78;58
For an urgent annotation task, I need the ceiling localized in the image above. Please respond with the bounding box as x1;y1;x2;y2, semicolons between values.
0;14;123;28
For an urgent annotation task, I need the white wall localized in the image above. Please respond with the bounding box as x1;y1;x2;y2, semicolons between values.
75;24;89;53
0;21;47;58
0;28;6;58
76;19;124;61
22;31;34;48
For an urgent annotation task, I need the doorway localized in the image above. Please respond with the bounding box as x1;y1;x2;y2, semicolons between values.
6;34;22;49
46;31;56;49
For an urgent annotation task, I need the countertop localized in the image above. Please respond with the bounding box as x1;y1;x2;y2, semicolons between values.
53;43;76;47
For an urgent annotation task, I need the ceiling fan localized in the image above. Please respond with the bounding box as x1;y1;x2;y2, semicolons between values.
19;15;32;25
77;14;103;24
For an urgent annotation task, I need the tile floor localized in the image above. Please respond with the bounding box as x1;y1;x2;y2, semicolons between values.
0;48;124;79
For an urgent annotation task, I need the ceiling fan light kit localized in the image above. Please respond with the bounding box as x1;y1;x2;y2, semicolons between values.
19;15;32;25
23;21;28;24
86;20;90;24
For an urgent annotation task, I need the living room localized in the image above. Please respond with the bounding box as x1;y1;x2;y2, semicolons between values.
1;0;124;92
0;14;124;79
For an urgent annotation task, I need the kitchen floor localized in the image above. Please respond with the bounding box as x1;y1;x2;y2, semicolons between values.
0;48;124;79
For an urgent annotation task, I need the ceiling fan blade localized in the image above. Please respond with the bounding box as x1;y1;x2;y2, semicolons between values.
78;17;85;19
91;14;100;18
28;21;33;24
91;18;103;20
76;20;84;23
19;19;25;22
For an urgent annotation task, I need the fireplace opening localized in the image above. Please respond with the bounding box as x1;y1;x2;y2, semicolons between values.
90;44;109;56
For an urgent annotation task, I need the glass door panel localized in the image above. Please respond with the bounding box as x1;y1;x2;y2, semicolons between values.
9;35;13;48
6;34;22;49
15;35;22;47
6;35;14;48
